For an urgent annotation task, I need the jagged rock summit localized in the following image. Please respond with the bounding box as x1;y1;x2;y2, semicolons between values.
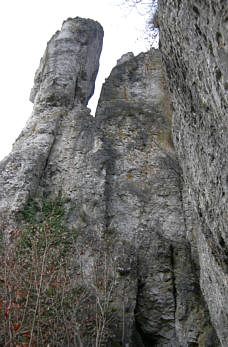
0;9;226;346
30;17;104;107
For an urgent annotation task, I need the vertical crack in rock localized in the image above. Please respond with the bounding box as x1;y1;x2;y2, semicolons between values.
170;244;177;319
103;140;118;232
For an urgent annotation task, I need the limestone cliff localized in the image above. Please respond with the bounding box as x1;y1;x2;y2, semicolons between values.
0;15;220;347
95;49;217;346
158;1;228;345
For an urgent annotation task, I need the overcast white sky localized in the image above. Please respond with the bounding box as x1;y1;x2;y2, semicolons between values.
0;0;157;160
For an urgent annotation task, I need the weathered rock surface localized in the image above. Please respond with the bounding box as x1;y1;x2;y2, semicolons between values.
0;17;104;236
158;0;228;345
0;15;219;346
96;49;218;346
30;17;103;107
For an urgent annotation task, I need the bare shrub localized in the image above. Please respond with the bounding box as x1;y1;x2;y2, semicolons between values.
121;0;159;47
0;195;117;346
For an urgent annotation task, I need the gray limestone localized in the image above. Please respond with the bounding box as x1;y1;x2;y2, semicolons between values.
30;17;103;107
95;49;218;346
158;0;228;345
0;17;104;238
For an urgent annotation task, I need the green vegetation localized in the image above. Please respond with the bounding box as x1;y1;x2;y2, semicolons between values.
21;193;76;257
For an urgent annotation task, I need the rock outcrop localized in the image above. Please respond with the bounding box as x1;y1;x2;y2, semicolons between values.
96;49;217;346
0;17;104;236
0;14;221;346
158;1;228;345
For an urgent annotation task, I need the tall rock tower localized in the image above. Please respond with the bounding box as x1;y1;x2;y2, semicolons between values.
0;17;104;236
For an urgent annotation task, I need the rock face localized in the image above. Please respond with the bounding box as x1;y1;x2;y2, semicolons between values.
0;15;220;346
0;17;104;236
96;49;217;346
158;1;228;346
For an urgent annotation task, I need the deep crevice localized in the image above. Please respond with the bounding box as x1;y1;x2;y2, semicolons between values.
103;139;118;232
170;244;177;317
134;316;161;347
